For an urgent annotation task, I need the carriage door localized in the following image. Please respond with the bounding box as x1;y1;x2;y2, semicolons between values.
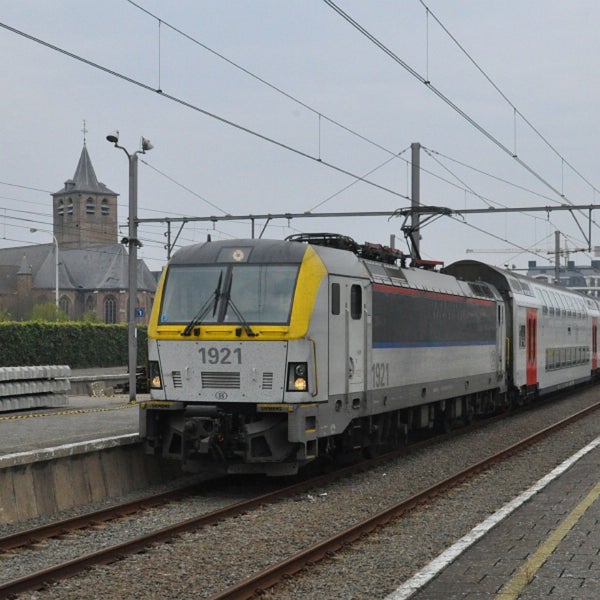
592;318;598;372
329;277;366;397
526;308;538;386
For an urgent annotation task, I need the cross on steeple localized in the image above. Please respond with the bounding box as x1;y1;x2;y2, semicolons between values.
81;119;88;145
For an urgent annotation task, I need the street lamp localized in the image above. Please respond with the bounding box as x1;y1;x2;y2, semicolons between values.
106;130;153;404
30;228;59;309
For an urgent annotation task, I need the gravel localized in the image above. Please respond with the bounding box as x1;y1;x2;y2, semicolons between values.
4;389;599;600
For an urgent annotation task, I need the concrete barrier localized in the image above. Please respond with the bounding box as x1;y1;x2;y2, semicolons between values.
0;435;184;524
69;373;129;396
0;365;70;412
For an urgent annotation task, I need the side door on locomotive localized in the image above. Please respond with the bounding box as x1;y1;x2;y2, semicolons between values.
328;275;370;403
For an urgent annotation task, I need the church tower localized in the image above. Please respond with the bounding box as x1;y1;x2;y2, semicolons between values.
52;141;119;249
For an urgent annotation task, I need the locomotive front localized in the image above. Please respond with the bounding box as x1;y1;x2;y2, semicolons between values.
140;239;327;476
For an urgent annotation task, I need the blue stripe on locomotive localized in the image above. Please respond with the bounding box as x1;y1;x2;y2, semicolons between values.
373;340;496;348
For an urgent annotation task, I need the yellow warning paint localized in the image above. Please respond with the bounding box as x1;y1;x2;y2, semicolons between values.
496;479;600;599
0;404;135;421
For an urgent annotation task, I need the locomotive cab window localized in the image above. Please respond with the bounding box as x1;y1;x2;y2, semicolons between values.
351;284;362;320
159;263;299;325
331;283;340;315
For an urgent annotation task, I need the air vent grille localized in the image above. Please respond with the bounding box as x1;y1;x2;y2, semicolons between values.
262;372;274;390
201;372;241;389
171;371;182;388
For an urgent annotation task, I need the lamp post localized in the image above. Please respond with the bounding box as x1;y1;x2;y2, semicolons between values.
30;228;59;309
106;131;153;404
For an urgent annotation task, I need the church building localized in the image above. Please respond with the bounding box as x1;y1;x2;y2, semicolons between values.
0;143;157;322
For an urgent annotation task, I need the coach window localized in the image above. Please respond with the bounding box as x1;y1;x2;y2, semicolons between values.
539;289;549;316
519;324;526;349
550;292;559;317
565;296;573;317
350;284;362;319
331;283;340;315
557;294;567;317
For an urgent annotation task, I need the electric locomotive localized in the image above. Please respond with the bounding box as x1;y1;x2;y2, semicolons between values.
140;234;598;476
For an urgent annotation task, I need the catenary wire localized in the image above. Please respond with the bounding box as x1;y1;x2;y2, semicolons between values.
125;0;405;162
321;0;584;209
421;147;563;234
418;0;600;199
0;11;594;263
0;20;410;205
139;159;229;215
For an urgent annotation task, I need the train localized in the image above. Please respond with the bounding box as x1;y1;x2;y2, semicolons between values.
140;233;599;476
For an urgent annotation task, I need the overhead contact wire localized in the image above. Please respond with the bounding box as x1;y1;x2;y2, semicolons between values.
0;20;409;203
322;0;577;206
125;0;403;162
418;0;600;199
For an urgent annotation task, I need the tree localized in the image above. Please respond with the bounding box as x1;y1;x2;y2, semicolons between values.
81;311;101;323
0;308;12;322
31;302;68;322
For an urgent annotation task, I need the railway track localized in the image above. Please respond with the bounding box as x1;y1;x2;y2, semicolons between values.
1;399;598;598
208;401;600;599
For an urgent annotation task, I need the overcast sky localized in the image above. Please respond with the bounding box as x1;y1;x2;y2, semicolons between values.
2;1;600;272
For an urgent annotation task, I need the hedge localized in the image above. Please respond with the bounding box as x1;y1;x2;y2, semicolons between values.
0;323;148;369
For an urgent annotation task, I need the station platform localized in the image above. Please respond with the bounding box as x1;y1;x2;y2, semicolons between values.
388;436;600;599
0;393;186;524
0;393;141;465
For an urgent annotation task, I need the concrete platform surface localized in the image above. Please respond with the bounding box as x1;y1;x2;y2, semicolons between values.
388;436;600;600
0;393;142;460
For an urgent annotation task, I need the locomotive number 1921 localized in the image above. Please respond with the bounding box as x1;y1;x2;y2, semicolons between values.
198;347;242;364
371;362;390;388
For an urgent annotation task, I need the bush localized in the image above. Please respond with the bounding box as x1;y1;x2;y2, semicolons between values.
31;302;68;322
0;323;148;368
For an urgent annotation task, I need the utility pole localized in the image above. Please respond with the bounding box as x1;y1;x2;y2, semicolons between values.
411;142;421;258
555;230;561;285
106;131;153;404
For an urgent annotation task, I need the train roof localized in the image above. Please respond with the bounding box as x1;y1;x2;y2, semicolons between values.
167;238;503;303
169;238;308;265
445;259;599;312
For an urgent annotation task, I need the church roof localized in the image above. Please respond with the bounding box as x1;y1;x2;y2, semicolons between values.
37;244;156;292
0;245;53;294
53;145;117;196
0;244;156;294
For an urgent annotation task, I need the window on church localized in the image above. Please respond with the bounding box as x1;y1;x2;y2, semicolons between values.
59;297;70;319
67;199;73;215
86;198;95;215
104;296;117;324
57;200;64;216
101;199;109;216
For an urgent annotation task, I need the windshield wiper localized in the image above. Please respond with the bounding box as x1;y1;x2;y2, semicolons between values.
217;268;258;337
181;272;223;336
226;298;259;337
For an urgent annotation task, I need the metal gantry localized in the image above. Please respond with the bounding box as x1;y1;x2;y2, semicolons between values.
137;203;600;262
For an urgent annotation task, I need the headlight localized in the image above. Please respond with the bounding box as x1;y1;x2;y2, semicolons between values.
148;361;162;389
287;362;308;392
